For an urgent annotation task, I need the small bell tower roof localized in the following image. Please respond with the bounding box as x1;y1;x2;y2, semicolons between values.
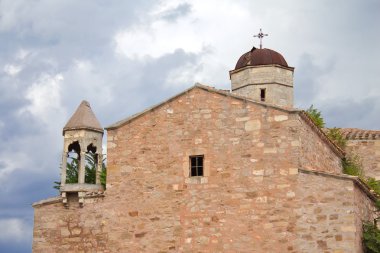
63;100;103;135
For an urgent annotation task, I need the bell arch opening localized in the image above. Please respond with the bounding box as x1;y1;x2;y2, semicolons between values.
85;143;98;184
66;141;81;184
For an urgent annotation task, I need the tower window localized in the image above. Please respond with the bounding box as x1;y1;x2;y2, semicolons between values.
190;155;204;177
260;88;266;102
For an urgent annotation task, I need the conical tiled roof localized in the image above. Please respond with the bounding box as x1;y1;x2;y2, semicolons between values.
63;100;103;134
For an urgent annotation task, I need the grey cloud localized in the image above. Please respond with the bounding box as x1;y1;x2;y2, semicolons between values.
93;48;204;127
0;242;30;253
322;97;380;129
0;78;42;140
294;53;336;108
160;3;192;22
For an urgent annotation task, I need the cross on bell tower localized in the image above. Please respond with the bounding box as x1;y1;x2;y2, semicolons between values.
253;28;268;49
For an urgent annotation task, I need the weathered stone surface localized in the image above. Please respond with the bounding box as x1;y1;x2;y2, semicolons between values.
345;139;380;179
230;65;294;107
33;87;377;253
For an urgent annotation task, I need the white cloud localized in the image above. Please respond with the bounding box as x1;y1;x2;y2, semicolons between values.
21;73;65;124
114;0;253;87
0;150;34;188
16;49;30;60
3;64;22;76
165;61;201;88
63;59;114;106
0;218;32;242
74;59;93;71
114;19;204;59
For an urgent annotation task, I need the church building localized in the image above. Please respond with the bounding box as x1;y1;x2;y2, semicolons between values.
32;36;380;252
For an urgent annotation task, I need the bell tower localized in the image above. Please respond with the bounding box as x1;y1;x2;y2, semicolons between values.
60;100;104;206
230;30;294;108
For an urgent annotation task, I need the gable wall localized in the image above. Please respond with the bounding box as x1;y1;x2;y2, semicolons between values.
106;88;302;251
104;88;345;252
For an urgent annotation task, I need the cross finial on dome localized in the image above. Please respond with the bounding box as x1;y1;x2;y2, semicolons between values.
253;28;268;49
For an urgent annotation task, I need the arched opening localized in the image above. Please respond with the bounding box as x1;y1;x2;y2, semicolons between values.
66;141;80;184
85;143;98;184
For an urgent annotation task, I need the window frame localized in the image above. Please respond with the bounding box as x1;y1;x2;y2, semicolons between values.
189;155;204;177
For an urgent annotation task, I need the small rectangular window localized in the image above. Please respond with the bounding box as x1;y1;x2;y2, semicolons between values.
190;155;204;177
260;88;266;102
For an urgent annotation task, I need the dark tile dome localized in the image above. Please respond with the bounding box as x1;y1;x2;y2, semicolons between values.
235;47;288;70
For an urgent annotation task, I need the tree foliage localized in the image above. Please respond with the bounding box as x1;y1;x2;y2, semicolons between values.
305;105;325;128
54;154;107;190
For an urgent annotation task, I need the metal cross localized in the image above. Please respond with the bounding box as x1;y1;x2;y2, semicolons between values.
253;28;268;49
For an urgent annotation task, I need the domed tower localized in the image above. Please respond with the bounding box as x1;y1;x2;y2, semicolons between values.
60;100;104;206
229;46;295;107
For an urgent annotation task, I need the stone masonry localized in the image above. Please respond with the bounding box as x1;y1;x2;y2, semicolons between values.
33;85;377;253
230;65;294;107
341;128;380;180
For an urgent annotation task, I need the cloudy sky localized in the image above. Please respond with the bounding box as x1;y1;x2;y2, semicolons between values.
0;0;379;251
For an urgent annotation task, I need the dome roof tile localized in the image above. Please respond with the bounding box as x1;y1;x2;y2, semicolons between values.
235;47;288;70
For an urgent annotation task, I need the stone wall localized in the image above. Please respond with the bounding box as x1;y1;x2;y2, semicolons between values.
33;195;107;253
230;65;294;90
353;180;377;252
232;83;293;108
345;139;380;179
230;65;294;107
104;87;352;252
298;116;343;174
33;87;376;252
106;87;302;251
293;171;375;253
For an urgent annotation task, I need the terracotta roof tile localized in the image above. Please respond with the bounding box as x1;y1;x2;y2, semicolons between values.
63;100;103;134
340;128;380;140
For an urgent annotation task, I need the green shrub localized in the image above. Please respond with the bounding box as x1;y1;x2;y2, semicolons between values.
366;178;380;196
305;105;325;128
363;222;380;253
342;154;363;177
327;127;347;149
376;200;380;211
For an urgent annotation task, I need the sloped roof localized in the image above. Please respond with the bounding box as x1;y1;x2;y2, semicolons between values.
340;128;380;140
106;83;344;158
63;100;103;134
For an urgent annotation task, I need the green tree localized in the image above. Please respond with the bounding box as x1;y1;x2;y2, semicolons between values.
54;154;106;190
305;105;325;128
